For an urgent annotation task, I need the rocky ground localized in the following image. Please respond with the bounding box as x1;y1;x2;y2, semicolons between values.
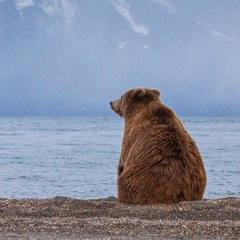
0;196;239;239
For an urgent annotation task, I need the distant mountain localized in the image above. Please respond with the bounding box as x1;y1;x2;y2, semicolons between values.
0;0;239;116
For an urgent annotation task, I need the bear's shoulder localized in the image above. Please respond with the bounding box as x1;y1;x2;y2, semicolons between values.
149;101;174;119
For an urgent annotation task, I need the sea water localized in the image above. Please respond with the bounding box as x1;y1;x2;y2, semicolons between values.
0;117;239;199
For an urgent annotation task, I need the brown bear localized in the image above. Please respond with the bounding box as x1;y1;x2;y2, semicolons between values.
110;87;207;205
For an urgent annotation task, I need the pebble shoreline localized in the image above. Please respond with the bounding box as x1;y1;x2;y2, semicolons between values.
0;196;239;239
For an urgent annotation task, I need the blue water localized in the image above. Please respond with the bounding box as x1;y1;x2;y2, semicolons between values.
0;117;239;199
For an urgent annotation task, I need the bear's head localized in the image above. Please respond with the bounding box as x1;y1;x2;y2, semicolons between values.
110;87;160;118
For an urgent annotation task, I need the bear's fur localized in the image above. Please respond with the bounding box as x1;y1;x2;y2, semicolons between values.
110;87;207;205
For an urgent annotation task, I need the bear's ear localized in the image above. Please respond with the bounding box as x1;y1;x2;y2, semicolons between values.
152;89;160;97
132;87;147;98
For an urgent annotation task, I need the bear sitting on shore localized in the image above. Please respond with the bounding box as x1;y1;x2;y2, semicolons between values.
110;87;207;205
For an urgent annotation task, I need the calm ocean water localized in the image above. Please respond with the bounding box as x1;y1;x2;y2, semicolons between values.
0;117;239;199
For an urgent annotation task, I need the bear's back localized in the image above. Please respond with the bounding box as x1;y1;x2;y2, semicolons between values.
118;100;206;204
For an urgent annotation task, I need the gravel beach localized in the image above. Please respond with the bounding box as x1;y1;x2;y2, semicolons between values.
0;196;239;239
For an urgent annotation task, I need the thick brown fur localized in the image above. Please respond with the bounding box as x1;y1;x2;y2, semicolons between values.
110;87;207;205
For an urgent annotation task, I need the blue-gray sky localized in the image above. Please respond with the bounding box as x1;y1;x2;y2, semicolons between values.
0;0;239;116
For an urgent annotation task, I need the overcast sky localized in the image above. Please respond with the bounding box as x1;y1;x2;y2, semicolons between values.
0;0;239;116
